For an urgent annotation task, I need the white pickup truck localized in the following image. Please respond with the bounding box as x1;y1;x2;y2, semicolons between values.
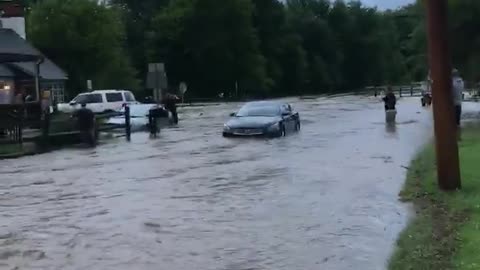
58;90;138;114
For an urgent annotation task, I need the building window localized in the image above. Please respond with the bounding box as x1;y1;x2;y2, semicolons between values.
42;82;65;103
0;80;13;104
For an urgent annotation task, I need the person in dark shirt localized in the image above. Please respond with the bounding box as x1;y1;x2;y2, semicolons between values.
163;93;180;124
73;103;96;146
383;87;397;111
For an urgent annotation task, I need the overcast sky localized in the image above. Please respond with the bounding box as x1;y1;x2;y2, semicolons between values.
360;0;414;10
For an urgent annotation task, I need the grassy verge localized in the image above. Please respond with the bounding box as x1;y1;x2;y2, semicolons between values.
50;112;77;133
0;144;23;155
389;126;480;270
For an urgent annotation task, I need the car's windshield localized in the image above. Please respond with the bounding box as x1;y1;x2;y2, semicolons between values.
236;105;280;117
125;91;136;102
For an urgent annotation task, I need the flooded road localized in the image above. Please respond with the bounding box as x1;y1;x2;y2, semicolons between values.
1;96;436;270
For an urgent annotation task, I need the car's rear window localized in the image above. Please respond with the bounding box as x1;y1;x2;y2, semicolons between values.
73;93;103;104
106;93;123;102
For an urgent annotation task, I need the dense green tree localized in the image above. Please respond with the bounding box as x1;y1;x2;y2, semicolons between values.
286;0;406;91
286;0;340;92
391;2;427;82
110;0;170;88
448;0;480;81
148;0;195;94
26;0;480;98
393;0;480;83
27;0;139;97
252;0;307;95
150;0;268;98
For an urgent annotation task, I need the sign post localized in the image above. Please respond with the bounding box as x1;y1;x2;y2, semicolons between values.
34;61;40;102
147;63;168;104
87;80;92;91
426;0;461;190
179;82;187;104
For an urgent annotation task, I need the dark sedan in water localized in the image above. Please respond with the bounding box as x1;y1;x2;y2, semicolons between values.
223;101;301;137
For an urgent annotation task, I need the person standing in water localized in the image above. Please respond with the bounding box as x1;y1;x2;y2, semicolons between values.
73;103;96;146
163;93;180;124
383;86;397;111
452;69;464;127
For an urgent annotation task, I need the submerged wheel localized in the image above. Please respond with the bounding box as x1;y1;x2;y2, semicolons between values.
275;124;286;137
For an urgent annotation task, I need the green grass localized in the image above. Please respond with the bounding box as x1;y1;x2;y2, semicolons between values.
0;144;23;155
389;125;480;270
50;112;77;133
49;112;108;133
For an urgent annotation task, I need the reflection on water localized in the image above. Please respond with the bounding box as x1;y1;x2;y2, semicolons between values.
0;97;434;270
385;123;397;134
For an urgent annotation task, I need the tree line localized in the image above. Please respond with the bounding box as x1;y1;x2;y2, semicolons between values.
22;0;480;99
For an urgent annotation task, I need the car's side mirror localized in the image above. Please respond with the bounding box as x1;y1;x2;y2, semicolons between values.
230;112;236;117
69;101;77;106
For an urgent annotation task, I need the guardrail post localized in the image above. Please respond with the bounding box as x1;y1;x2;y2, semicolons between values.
93;117;99;143
125;105;131;141
42;111;50;144
411;85;414;96
148;110;159;138
18;106;23;144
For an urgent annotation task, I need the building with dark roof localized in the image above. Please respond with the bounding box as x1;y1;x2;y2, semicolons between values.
0;1;68;104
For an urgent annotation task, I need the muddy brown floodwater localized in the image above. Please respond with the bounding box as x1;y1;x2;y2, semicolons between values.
0;96;435;270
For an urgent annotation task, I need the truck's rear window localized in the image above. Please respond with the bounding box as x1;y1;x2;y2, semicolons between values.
106;93;123;102
74;94;102;104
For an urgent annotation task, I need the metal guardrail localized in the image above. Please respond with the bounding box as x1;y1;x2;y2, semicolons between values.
366;83;480;103
366;85;424;98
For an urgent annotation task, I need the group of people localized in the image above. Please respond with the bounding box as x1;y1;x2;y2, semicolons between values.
381;68;464;127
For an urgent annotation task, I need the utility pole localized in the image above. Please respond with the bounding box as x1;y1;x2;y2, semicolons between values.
425;0;461;190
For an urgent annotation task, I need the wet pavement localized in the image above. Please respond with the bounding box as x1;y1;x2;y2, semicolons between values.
0;96;448;270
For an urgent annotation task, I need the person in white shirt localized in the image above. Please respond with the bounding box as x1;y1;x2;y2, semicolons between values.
452;69;464;126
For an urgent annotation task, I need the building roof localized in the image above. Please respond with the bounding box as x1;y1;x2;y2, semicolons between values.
10;60;68;80
0;28;67;80
0;28;41;63
0;63;14;77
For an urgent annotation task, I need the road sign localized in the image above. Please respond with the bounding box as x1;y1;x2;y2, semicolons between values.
179;82;187;95
146;63;168;90
148;63;165;73
146;63;168;103
87;80;92;91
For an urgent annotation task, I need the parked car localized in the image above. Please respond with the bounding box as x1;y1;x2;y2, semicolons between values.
223;101;300;137
58;90;138;114
106;104;171;132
